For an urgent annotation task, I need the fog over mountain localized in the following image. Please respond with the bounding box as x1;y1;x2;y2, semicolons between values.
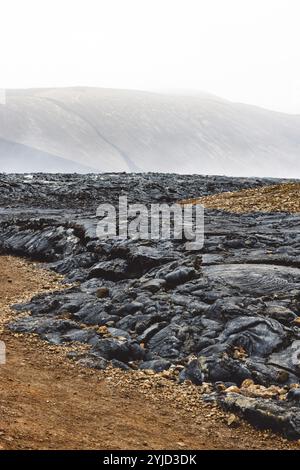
0;87;299;177
0;138;94;173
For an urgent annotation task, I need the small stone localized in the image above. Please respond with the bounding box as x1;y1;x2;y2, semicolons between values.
96;287;110;298
98;325;108;335
164;268;196;287
241;379;254;388
225;385;240;394
143;369;155;376
227;414;240;427
200;383;213;394
184;379;193;387
142;279;166;293
289;383;300;389
215;382;226;393
287;388;300;401
176;441;185;448
277;370;289;384
233;346;247;359
161;370;176;380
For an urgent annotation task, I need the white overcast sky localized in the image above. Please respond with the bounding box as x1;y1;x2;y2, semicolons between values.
1;0;300;113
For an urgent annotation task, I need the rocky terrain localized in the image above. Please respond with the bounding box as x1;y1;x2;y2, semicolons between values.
1;256;296;450
190;182;300;214
2;173;300;440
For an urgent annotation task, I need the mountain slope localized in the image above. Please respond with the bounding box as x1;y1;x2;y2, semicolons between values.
0;87;300;177
0;138;95;173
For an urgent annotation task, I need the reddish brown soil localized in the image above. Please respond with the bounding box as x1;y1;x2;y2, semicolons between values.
0;256;298;450
180;182;300;213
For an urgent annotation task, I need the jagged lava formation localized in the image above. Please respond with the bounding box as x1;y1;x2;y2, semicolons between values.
2;173;300;438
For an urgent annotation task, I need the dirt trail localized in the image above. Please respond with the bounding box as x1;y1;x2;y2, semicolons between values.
0;255;298;450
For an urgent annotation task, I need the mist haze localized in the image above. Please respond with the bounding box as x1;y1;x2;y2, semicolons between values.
1;0;300;176
0;87;300;177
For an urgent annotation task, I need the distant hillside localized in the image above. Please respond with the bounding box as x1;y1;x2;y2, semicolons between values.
0;87;300;177
0;138;94;173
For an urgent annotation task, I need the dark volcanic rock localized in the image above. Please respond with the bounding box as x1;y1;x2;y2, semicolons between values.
141;279;166;293
218;316;287;357
139;359;171;372
89;259;129;281
92;338;145;363
218;393;300;439
164;267;197;287
179;358;203;385
2;172;300;438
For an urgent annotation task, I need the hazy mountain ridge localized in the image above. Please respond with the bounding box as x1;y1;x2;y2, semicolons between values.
0;138;95;173
0;87;300;176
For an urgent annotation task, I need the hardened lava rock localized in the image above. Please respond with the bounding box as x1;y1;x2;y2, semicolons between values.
3;172;300;437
